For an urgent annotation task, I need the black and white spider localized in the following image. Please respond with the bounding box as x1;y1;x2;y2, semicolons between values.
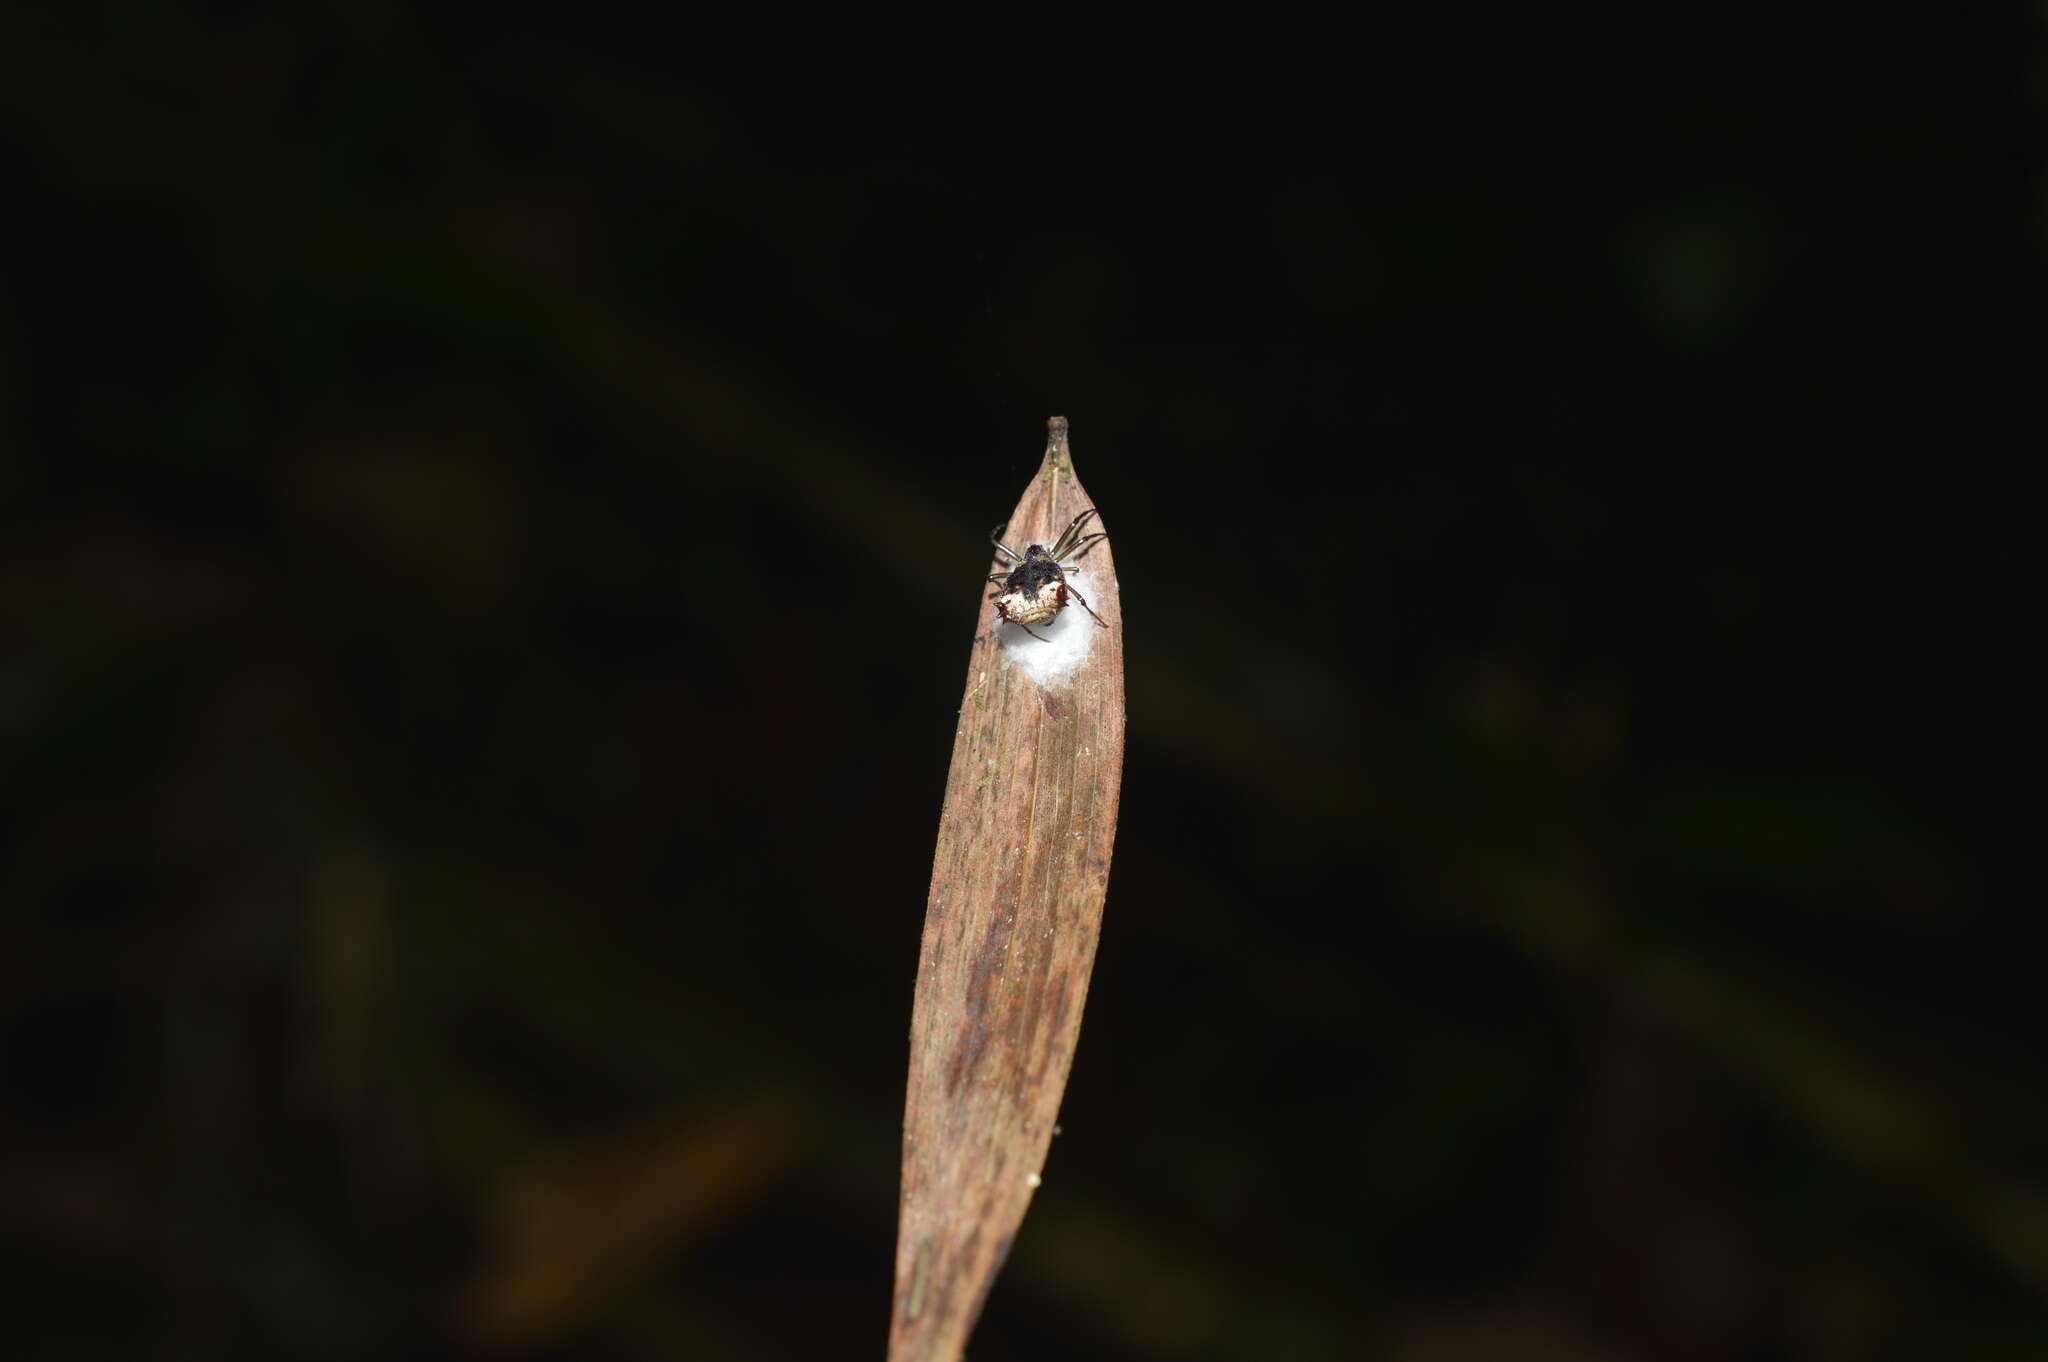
987;508;1108;642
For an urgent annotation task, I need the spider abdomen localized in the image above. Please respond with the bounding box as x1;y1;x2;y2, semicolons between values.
993;580;1068;626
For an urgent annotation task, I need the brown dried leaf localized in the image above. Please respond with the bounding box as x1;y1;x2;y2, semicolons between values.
889;418;1126;1362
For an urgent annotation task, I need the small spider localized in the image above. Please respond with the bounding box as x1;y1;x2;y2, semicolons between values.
987;508;1109;642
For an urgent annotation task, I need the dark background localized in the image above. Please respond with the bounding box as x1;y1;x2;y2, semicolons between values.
2;8;2038;1361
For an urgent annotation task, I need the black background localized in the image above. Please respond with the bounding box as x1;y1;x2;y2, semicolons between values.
2;8;2038;1361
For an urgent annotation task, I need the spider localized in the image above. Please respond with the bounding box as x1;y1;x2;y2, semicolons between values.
987;507;1109;642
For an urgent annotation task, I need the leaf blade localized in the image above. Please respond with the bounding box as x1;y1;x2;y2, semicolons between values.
890;418;1126;1362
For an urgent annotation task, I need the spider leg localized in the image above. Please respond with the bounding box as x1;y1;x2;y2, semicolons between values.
1059;532;1109;565
1064;581;1108;628
1017;620;1053;642
1048;508;1101;559
989;525;1023;563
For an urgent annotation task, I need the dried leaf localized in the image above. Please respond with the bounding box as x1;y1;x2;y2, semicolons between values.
890;418;1126;1362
